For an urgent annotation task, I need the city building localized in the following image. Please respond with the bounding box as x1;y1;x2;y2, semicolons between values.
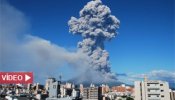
98;84;110;100
134;76;170;100
83;88;89;99
83;84;100;100
100;84;110;94
45;78;61;98
45;78;56;91
89;87;99;99
169;89;175;100
83;87;99;100
45;78;81;100
60;84;66;97
100;84;134;100
49;81;61;98
72;88;80;99
111;84;134;96
65;83;75;89
79;84;84;97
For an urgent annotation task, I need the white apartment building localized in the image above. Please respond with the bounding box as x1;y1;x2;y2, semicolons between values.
134;77;170;100
169;89;175;100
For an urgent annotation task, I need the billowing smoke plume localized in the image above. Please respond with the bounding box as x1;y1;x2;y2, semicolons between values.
1;0;120;84
68;0;120;75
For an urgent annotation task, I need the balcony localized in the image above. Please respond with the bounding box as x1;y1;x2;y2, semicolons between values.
147;91;160;95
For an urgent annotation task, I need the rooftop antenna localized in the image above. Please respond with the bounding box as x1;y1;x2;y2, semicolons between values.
59;73;62;82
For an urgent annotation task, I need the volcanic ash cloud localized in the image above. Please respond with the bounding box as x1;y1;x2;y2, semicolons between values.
68;0;120;81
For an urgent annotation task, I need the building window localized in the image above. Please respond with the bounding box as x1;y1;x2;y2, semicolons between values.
161;95;164;97
160;84;163;86
161;90;164;92
147;84;150;86
53;85;56;89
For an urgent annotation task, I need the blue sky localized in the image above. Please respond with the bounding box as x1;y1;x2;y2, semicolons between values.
1;0;174;85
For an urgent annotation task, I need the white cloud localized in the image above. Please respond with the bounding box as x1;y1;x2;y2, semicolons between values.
118;70;175;87
148;70;175;83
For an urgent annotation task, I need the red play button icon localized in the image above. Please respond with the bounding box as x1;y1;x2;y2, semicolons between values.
0;72;33;84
